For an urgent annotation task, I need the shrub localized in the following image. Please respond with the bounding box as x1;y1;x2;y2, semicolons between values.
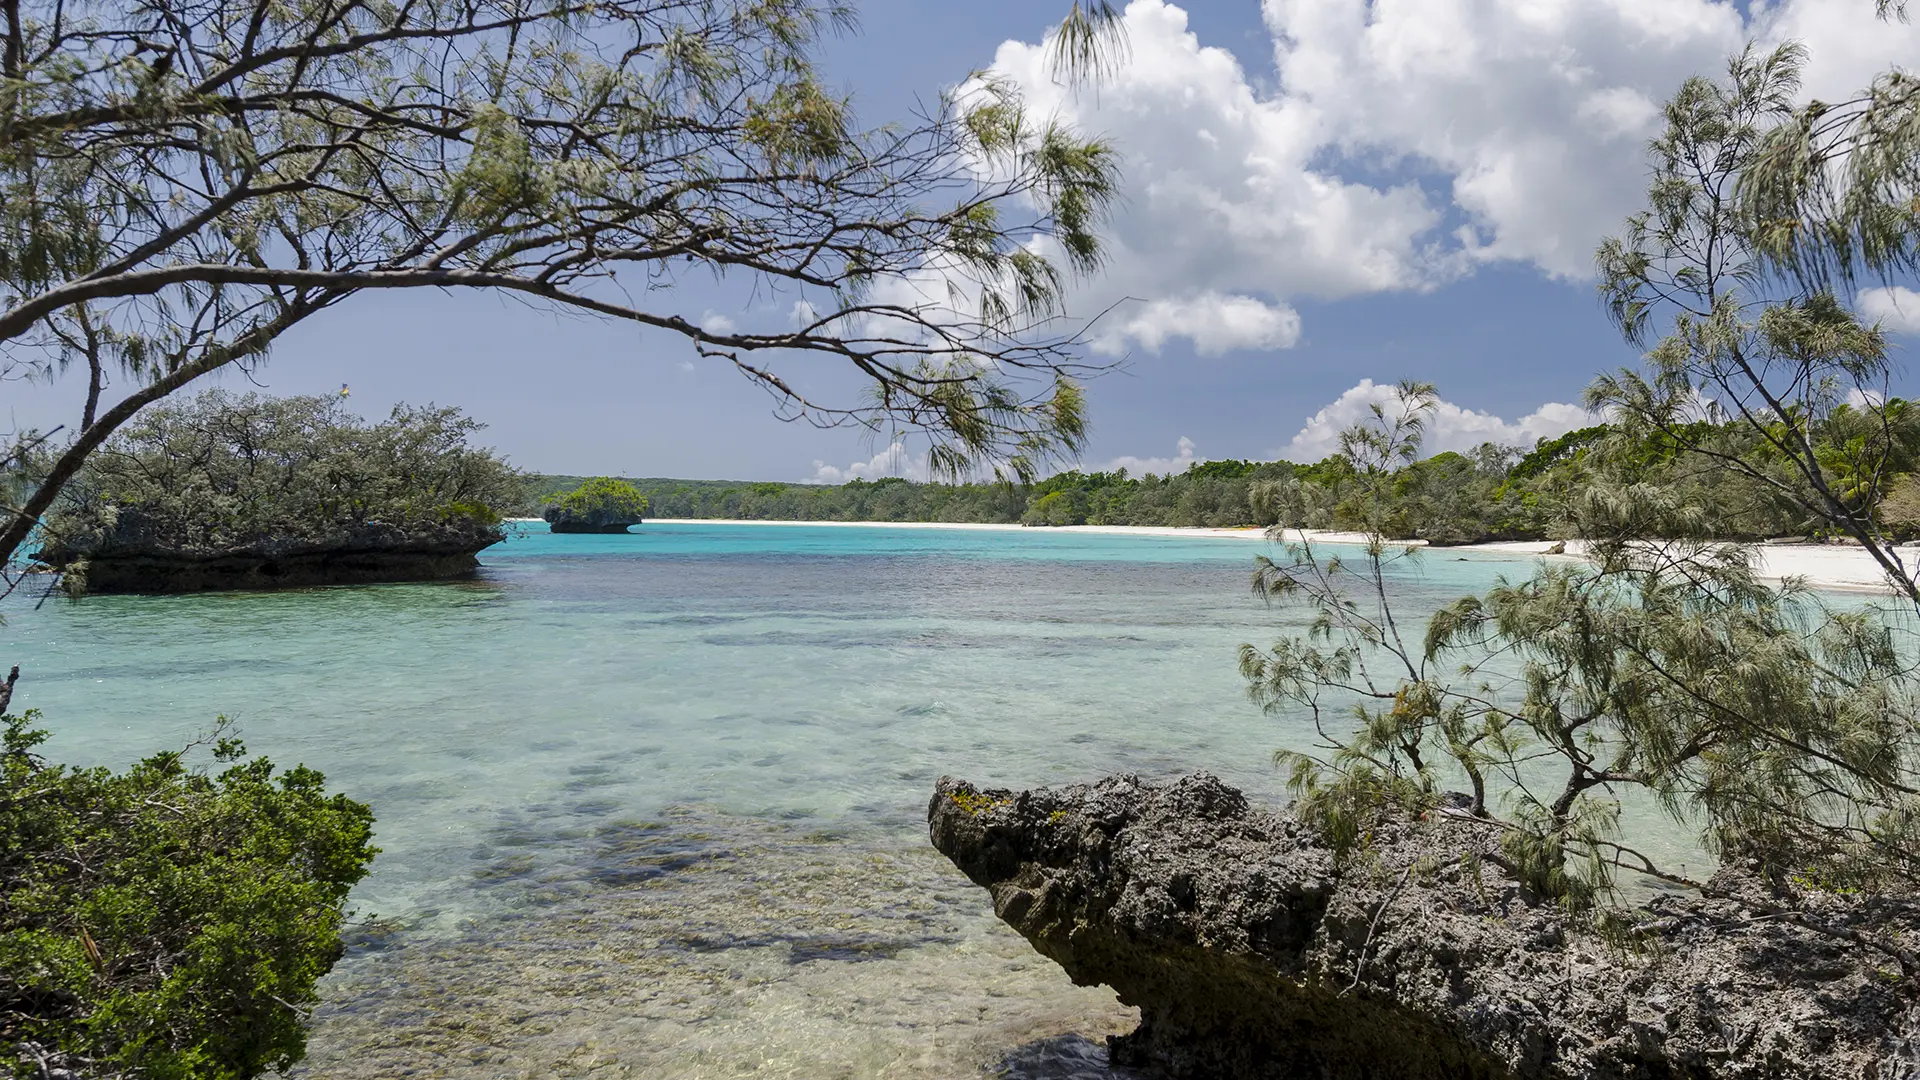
0;672;377;1079
38;391;522;562
543;477;650;530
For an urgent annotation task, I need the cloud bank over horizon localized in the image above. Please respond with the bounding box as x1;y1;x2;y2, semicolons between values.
1278;380;1595;462
801;380;1596;483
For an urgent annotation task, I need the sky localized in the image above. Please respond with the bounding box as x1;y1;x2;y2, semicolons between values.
13;0;1920;481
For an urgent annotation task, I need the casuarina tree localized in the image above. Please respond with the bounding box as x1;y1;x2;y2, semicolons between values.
0;0;1128;588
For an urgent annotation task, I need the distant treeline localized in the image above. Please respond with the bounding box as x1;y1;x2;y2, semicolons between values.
524;403;1920;545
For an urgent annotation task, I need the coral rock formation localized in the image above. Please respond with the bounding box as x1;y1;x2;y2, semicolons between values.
928;772;1920;1080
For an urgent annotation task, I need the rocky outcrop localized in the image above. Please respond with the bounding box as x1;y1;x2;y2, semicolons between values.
541;506;641;534
928;773;1920;1080
34;519;503;593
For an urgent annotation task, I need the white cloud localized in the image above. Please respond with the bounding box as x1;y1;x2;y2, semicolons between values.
1087;435;1201;476
1262;0;1749;278
990;0;1452;360
806;443;928;485
788;299;819;328
1092;294;1302;356
1281;378;1595;461
974;0;1920;355
698;310;737;336
676;360;696;373
1849;386;1888;409
1859;287;1920;336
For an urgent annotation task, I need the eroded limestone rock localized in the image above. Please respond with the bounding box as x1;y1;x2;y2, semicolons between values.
35;519;502;593
928;772;1920;1080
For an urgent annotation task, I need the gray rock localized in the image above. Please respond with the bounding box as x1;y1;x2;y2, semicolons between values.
928;772;1920;1080
33;517;502;593
542;505;641;534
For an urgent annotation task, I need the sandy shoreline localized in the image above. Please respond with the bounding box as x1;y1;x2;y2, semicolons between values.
1470;539;1910;593
507;518;1908;593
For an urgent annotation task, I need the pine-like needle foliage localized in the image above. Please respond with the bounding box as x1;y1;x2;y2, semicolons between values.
0;0;1130;591
1242;386;1920;921
1243;29;1920;943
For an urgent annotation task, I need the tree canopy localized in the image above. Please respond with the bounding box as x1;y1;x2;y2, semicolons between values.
1239;21;1920;964
0;0;1129;590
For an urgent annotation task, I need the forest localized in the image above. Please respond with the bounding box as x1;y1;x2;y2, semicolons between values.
530;398;1920;545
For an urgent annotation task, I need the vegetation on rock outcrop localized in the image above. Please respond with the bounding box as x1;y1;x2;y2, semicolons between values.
542;477;650;533
35;391;522;593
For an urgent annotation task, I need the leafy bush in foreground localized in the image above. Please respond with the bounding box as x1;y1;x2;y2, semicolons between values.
0;672;377;1079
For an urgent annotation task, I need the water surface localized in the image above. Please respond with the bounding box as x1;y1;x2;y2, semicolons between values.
0;523;1589;1077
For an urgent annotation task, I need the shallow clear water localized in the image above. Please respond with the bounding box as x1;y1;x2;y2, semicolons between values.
0;523;1651;1077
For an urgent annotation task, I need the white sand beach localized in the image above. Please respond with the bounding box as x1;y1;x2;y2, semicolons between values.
1469;538;1911;593
640;518;1396;544
594;519;1911;593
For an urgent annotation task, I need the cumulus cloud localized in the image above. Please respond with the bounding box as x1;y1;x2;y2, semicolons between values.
1260;0;1750;277
1087;435;1201;476
1281;379;1595;462
1092;294;1302;356
1849;386;1888;409
698;310;738;336
990;2;1449;358
975;0;1920;354
806;443;928;485
1858;287;1920;336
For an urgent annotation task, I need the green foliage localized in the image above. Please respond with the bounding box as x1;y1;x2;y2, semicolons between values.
1;697;377;1078
546;477;650;528
0;0;1133;579
1592;43;1914;592
38;391;521;569
1245;34;1920;943
1242;383;1920;917
1509;426;1608;482
1740;14;1920;287
521;395;1920;541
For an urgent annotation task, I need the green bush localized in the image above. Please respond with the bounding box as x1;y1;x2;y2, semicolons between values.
39;391;522;562
545;477;650;528
0;678;377;1079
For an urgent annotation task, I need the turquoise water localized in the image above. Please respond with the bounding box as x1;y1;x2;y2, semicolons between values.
0;523;1583;1077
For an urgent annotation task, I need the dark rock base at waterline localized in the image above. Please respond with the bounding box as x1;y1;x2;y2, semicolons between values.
929;772;1920;1080
54;549;485;593
547;521;638;534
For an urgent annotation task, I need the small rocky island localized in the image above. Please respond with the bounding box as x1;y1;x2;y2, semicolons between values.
33;391;521;594
929;773;1920;1080
542;476;649;534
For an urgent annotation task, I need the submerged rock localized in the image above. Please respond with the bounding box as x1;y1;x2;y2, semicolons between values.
929;772;1920;1080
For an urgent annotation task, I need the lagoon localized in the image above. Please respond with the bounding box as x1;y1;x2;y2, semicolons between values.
0;523;1595;1078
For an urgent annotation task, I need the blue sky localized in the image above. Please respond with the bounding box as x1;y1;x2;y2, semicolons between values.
13;0;1918;481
